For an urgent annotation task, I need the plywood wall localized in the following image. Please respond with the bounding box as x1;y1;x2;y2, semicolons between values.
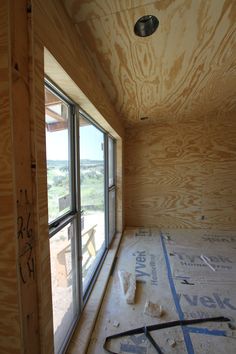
203;113;236;228
125;112;236;230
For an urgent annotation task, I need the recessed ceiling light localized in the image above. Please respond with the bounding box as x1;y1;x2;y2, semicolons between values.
134;15;159;37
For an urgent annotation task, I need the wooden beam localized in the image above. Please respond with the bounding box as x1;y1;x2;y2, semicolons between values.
0;1;22;352
10;0;39;352
45;107;66;122
46;121;68;132
45;88;61;105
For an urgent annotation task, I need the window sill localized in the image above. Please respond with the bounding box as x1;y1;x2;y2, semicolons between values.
67;232;122;354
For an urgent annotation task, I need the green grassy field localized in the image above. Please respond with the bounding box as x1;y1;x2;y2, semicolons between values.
47;160;104;222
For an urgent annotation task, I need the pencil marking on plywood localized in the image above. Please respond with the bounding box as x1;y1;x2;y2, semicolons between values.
17;189;36;285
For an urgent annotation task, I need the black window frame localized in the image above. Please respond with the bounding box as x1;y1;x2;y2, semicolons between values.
45;80;82;354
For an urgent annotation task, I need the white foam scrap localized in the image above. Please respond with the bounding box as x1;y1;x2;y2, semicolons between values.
144;300;164;317
118;270;136;304
113;320;120;327
167;338;176;348
200;254;216;271
164;234;171;241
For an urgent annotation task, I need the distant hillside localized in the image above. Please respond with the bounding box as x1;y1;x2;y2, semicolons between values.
47;160;68;168
47;159;103;169
80;159;103;165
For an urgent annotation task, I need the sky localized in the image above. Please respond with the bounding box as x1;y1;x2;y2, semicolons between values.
46;124;104;161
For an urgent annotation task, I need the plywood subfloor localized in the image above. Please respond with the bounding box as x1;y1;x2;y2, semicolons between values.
87;228;236;354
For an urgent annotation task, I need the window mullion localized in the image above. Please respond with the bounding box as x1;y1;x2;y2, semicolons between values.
74;105;84;310
104;134;109;249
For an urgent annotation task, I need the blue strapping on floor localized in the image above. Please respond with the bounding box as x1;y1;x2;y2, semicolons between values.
175;275;191;279
120;343;147;354
186;327;226;336
160;232;195;354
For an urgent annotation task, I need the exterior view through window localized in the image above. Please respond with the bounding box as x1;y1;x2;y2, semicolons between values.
45;81;117;353
108;137;116;244
45;86;79;353
79;115;106;292
45;88;71;222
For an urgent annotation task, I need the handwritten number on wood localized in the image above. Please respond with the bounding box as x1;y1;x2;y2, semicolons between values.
17;213;32;239
17;216;24;239
26;213;32;238
19;243;35;284
27;258;35;280
17;191;35;284
20;264;27;284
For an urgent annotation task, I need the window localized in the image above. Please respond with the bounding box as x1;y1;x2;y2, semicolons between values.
108;137;116;244
108;136;115;187
45;88;71;223
45;81;117;352
45;85;80;353
49;222;79;353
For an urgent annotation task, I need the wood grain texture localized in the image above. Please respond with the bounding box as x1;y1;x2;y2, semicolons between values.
202;112;236;230
64;0;236;127
0;1;21;353
125;112;236;229
125;123;204;228
64;0;158;22
11;1;40;352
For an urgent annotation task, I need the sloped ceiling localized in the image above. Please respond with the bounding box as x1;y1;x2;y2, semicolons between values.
63;0;236;127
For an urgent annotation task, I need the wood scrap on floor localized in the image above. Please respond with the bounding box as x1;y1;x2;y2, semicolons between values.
118;270;136;304
144;300;164;318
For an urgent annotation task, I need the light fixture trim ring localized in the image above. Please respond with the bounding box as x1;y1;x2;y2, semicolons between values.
134;15;159;37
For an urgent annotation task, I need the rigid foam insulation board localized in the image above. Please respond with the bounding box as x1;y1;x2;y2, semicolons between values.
87;228;236;354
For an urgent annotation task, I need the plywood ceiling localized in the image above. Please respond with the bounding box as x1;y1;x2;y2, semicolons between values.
63;0;236;127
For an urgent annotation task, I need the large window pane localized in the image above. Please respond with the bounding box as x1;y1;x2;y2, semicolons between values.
49;222;78;353
45;87;71;223
79;115;105;292
108;137;114;187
